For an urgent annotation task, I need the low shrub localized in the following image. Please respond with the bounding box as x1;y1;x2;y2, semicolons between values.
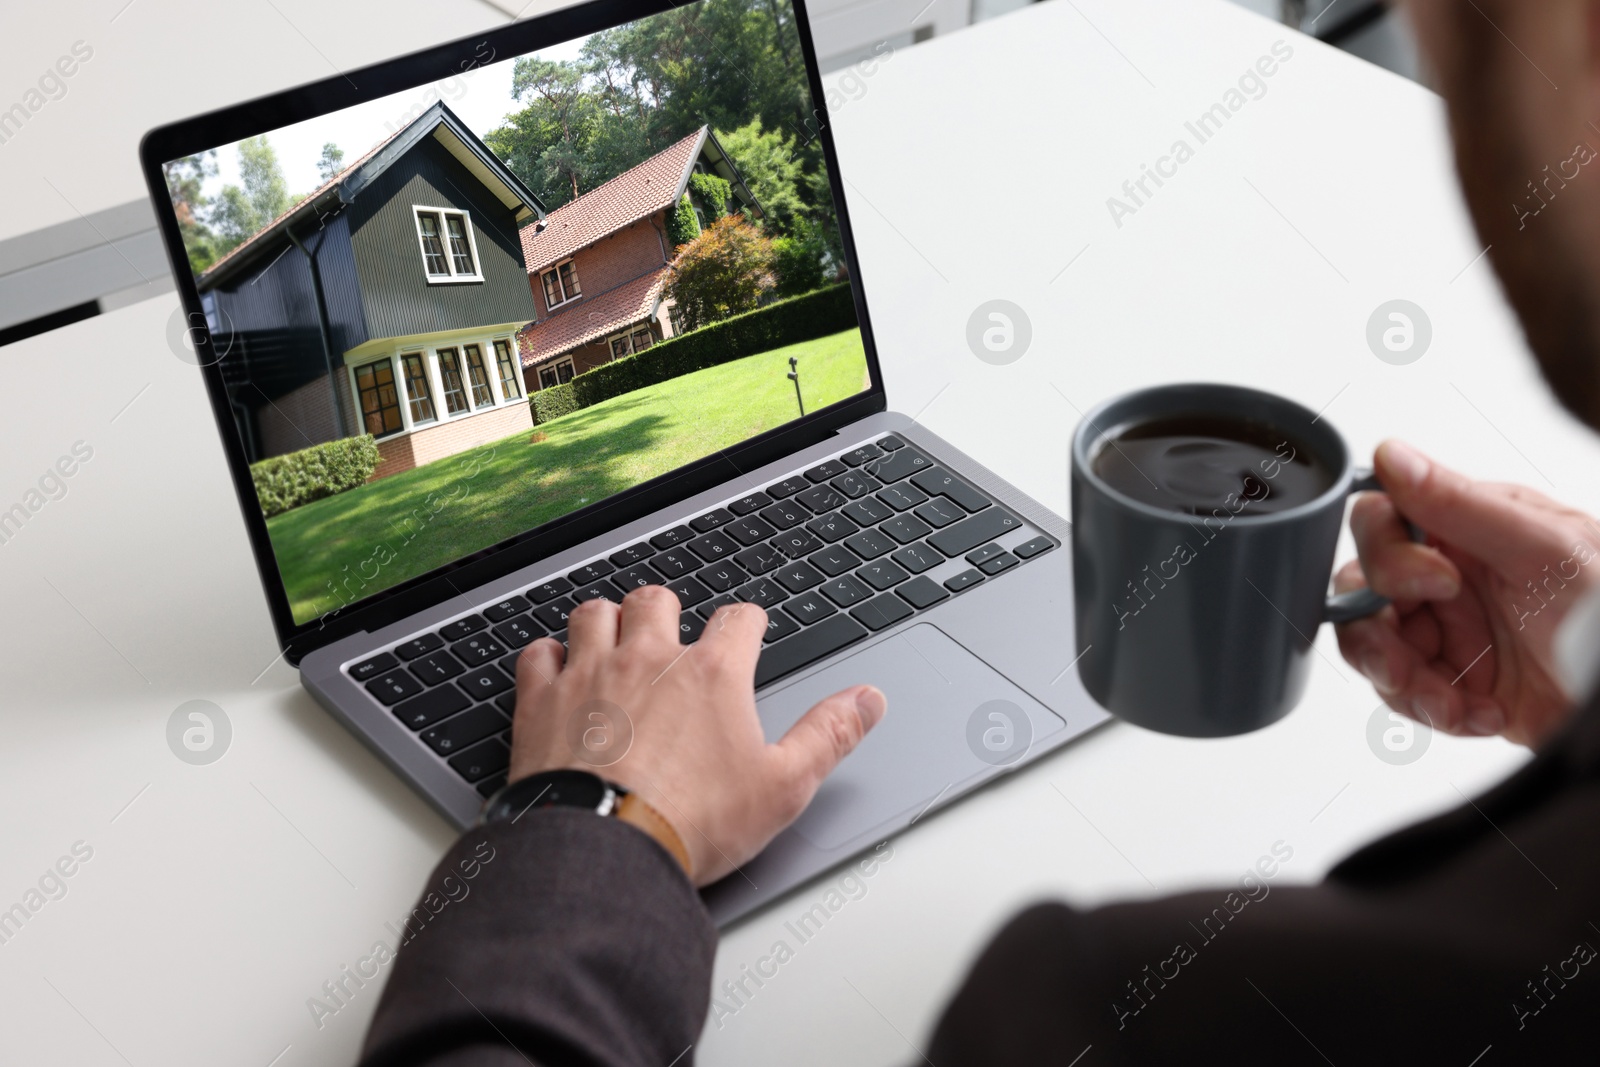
251;434;380;517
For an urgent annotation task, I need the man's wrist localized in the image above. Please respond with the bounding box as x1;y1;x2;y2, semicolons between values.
481;769;693;879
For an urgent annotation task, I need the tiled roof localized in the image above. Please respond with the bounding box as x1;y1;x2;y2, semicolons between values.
519;129;705;274
517;269;668;366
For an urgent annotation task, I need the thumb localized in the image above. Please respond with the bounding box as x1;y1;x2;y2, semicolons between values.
1374;440;1569;575
771;685;887;810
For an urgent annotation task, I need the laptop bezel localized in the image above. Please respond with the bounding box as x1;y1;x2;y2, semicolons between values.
138;0;887;665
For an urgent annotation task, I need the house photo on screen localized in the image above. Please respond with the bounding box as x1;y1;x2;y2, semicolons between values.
161;0;868;624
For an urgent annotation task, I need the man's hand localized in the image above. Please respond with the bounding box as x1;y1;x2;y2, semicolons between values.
1334;440;1598;747
506;586;886;885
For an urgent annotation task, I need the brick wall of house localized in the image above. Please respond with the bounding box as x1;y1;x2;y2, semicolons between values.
257;372;355;459
372;402;532;480
530;210;669;318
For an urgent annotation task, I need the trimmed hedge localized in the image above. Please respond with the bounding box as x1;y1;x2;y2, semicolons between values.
531;283;856;425
251;434;380;518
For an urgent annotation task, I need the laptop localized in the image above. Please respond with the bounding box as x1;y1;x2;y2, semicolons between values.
141;0;1107;925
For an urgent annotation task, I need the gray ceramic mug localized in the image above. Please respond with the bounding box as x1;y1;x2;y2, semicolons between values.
1070;383;1400;737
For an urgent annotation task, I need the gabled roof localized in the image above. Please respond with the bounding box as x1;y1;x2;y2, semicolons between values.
198;102;546;290
519;127;762;275
516;268;668;366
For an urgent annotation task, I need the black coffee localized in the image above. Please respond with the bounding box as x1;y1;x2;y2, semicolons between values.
1091;414;1333;516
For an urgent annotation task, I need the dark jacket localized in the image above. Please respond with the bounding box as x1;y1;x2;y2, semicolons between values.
361;696;1600;1065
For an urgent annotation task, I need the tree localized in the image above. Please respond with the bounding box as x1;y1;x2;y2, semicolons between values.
715;116;805;233
164;152;220;273
316;142;345;183
665;193;701;249
210;136;290;252
665;215;775;331
770;215;828;297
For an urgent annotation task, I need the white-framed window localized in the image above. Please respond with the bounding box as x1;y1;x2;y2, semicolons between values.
436;347;471;416
494;339;522;400
538;359;576;390
606;324;654;361
540;259;582;309
412;206;483;284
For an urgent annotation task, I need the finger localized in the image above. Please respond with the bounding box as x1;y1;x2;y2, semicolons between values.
1373;440;1574;576
518;636;565;690
617;584;683;647
695;601;769;675
564;597;620;663
1350;492;1462;600
770;685;887;814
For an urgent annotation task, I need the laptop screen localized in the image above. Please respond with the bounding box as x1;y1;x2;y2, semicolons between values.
158;0;867;626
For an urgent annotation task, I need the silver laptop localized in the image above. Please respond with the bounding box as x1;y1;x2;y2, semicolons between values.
141;0;1106;925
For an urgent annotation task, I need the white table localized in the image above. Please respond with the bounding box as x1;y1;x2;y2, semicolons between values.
0;1;1584;1064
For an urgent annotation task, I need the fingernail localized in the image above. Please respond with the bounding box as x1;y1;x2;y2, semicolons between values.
1466;702;1505;737
1381;440;1429;490
1399;572;1460;600
855;686;887;729
1410;694;1448;730
1360;652;1395;692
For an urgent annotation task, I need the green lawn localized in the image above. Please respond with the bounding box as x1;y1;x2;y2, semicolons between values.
272;328;869;622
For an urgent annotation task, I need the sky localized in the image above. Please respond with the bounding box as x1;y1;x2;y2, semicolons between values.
198;33;590;203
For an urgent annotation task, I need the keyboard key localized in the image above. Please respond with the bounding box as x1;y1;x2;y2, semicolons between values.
531;596;578;631
1015;536;1056;560
498;652;521;677
725;515;777;545
422;706;505;755
393;685;470;729
350;651;397;682
367;670;424;705
729;491;773;515
785;591;838;625
892;542;943;574
410;650;466;685
980;551;1020;576
882;515;932;544
696;592;739;619
928;508;1023;557
483;596;530;623
841;443;884;467
830;472;881;499
755;615;868;686
876;435;905;451
651;548;698;578
857;559;911;590
877;484;928;511
774;560;826;593
808;545;861;578
452;634;508;666
439;615;487;641
795;485;848;514
448;737;509;783
665;575;713;608
687;530;739;562
477;773;509;798
613;563;664;589
495;690;518;715
966;542;1007;567
910;468;993;513
609;542;653;566
395;634;443;661
913;498;964;528
527;577;574;604
771;529;825;558
759;500;807;530
945;569;985;593
897;576;950;610
805;460;849;482
493;614;545;649
864;445;932;484
766;476;810;499
738;577;789;609
734;543;785;574
843;528;896;560
567;560;616;584
851;593;915;631
651;526;694;549
691;508;735;532
458;665;514;700
763;611;802;643
842;496;893;526
571;579;623;603
699;561;747;592
806;512;860;543
678;612;707;643
820;573;872;607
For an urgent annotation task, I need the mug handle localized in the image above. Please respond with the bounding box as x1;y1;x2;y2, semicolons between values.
1324;469;1427;625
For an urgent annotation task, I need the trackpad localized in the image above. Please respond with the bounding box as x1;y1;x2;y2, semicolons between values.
757;624;1065;850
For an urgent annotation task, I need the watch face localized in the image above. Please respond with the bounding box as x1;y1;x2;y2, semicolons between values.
536;769;610;810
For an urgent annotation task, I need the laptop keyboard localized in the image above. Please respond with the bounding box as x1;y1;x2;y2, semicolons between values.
344;434;1057;799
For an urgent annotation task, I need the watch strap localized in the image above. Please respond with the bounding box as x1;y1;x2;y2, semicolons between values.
615;792;692;879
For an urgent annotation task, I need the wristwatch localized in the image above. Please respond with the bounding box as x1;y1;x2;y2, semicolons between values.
479;769;692;877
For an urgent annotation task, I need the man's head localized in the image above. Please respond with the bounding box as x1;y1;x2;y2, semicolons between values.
1405;0;1600;427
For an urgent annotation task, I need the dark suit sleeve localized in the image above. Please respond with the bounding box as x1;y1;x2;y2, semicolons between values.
360;808;714;1067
